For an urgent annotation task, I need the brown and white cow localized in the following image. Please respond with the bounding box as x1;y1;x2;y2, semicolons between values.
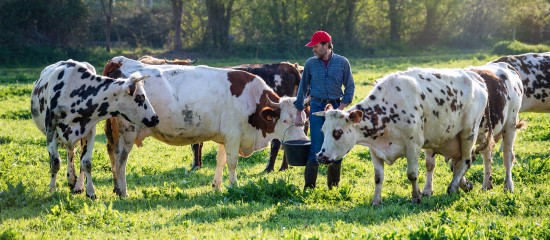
192;62;304;172
421;62;524;195
31;59;159;199
492;52;550;112
314;68;488;205
103;56;308;197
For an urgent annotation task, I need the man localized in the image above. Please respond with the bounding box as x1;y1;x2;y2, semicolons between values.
294;31;355;189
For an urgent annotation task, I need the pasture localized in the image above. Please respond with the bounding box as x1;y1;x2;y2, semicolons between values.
1;52;549;239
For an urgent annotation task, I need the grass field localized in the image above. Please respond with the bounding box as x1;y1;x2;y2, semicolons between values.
1;53;549;239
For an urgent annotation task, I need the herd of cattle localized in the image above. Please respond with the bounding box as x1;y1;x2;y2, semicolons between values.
30;52;549;204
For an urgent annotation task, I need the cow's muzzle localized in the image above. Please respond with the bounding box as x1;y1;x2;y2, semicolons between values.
316;153;334;165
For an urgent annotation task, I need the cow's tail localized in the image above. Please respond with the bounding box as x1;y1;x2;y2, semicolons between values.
515;119;527;130
105;117;120;170
474;102;494;154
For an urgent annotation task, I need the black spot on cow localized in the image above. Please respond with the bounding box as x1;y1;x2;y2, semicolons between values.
435;97;445;106
81;71;91;80
134;94;146;107
57;70;65;80
332;129;343;140
432;110;439;118
53;82;64;92
427;87;433;93
97;102;110;117
396;86;401;91
420;93;426;100
73;99;99;134
369;95;376;100
434;73;441;79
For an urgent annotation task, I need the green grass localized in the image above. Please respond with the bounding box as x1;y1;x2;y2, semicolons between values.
1;53;549;239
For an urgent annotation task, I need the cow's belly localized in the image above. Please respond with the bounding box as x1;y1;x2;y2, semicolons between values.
520;97;550;113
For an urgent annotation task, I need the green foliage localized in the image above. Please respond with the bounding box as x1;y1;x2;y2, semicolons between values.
226;177;303;204
0;181;28;210
493;41;550;55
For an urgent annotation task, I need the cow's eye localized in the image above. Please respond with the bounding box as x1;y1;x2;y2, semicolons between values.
283;120;287;123
332;129;344;140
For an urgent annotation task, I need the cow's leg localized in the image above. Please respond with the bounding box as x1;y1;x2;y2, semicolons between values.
191;143;203;171
78;129;97;199
421;149;436;196
212;143;227;191
47;132;60;193
481;147;494;190
106;120;139;197
448;127;478;194
225;141;240;188
66;147;77;191
406;147;421;203
264;139;279;173
502;126;517;192
371;153;385;206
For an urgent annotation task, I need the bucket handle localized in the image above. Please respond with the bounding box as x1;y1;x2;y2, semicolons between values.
281;125;295;143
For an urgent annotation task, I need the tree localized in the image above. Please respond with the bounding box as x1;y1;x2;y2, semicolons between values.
205;0;235;52
100;0;114;52
388;0;402;42
170;0;184;50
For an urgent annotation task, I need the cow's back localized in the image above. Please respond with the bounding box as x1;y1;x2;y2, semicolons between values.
492;52;550;112
376;68;487;149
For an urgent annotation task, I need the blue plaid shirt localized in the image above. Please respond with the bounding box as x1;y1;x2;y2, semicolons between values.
294;52;355;111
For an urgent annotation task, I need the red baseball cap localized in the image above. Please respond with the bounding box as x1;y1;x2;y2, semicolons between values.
305;31;332;47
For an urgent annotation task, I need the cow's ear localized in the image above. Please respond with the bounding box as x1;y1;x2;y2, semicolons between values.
324;104;334;111
261;107;279;122
348;110;363;124
126;83;137;96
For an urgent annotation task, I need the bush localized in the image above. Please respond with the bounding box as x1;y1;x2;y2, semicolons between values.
492;41;550;55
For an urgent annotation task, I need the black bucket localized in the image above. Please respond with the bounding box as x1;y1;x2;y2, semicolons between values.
282;140;311;166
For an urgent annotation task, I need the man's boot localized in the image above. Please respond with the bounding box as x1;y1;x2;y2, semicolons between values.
327;161;342;190
304;161;319;189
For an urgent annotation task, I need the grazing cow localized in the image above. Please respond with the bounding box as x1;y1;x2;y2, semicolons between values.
421;62;524;195
314;68;488;205
103;56;307;197
138;55;198;65
31;59;159;199
192;62;304;172
492;52;550;112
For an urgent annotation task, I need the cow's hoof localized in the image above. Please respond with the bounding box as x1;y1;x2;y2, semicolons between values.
421;190;433;196
482;183;493;190
372;199;381;206
73;189;84;194
460;181;473;193
446;185;458;195
411;198;422;204
191;165;201;171
263;167;274;173
87;193;97;200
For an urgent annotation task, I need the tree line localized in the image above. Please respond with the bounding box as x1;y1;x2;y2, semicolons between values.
0;0;549;61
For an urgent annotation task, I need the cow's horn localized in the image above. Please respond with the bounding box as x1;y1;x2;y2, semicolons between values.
265;96;280;108
132;75;150;83
312;111;326;117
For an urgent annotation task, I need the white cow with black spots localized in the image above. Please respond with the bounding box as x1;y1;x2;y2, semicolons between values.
31;59;159;199
315;68;488;205
422;62;524;195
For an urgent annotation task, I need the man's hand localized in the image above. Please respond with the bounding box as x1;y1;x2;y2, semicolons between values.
338;103;348;110
294;110;305;126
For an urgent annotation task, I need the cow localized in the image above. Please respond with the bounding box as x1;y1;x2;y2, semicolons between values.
102;56;308;197
492;52;550;112
314;68;489;205
192;62;304;172
138;55;198;66
421;62;524;195
30;59;159;199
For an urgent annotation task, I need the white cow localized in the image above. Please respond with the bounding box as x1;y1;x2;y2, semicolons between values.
102;56;308;197
421;62;524;195
314;68;488;205
31;59;159;199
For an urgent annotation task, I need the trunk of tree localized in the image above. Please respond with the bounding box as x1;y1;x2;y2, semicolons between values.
388;0;401;42
100;0;113;53
417;0;442;45
205;0;235;52
343;0;358;50
171;0;183;50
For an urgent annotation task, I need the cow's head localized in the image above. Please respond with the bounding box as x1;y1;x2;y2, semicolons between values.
116;72;159;128
314;105;363;164
252;94;308;142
